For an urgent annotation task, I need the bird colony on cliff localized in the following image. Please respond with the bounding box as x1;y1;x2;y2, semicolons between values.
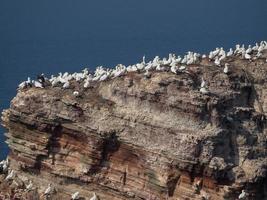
18;41;267;96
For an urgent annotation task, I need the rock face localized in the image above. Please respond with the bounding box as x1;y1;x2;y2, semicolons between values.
1;51;267;199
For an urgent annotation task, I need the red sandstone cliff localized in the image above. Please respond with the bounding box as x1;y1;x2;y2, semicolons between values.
1;49;267;200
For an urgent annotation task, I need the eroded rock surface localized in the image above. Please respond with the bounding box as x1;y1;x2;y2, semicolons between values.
1;51;267;200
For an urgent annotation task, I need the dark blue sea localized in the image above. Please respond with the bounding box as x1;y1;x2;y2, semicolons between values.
0;0;267;160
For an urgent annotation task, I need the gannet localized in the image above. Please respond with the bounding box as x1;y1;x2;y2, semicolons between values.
26;77;31;85
144;70;151;79
44;183;52;196
144;62;154;71
63;81;70;89
224;63;230;74
244;53;251;60
37;74;45;83
142;55;146;64
32;80;43;88
252;43;259;51
71;191;80;200
179;65;186;71
245;45;252;54
227;48;233;57
18;81;27;89
90;192;98;200
127;65;138;72
73;91;79;96
5;170;14;181
84;79;90;88
214;57;221;66
156;64;165;71
26;180;33;191
238;190;246;199
202;54;207;59
170;64;178;74
99;73;109;81
200;87;209;95
201;78;206;88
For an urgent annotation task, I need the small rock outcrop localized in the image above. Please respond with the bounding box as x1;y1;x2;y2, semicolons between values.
1;45;267;199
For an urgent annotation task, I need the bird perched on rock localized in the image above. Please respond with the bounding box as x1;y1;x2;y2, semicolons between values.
44;183;53;196
224;63;230;74
200;87;209;95
26;180;33;191
90;192;98;200
5;169;15;181
73;91;79;97
238;190;247;199
71;191;79;200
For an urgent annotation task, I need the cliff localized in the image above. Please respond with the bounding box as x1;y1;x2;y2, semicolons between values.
1;47;267;200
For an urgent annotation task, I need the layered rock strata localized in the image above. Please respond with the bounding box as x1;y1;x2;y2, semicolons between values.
1;50;267;200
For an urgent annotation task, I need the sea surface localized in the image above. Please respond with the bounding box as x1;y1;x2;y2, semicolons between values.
0;0;267;160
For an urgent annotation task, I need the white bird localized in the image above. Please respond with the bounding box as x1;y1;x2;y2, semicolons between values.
84;80;90;88
227;48;233;57
238;190;246;199
90;192;98;200
179;65;186;71
244;53;251;60
99;73;109;81
32;80;43;88
44;183;52;196
214;57;221;66
71;191;79;200
5;170;14;181
73;91;79;96
63;81;70;89
224;63;230;74
142;55;146;64
200;87;209;95
26;180;33;191
170;64;178;74
18;81;27;89
144;70;151;79
26;77;31;84
202;54;207;59
201;78;206;88
245;45;252;54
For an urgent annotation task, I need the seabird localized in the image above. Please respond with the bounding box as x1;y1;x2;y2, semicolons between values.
73;91;79;96
32;80;43;88
223;63;230;74
71;191;80;200
179;65;186;71
5;170;14;181
44;183;53;196
245;45;252;54
170;64;178;74
142;55;146;64
214;57;221;66
26;180;33;191
18;81;27;89
90;192;98;200
37;74;45;83
244;53;251;60
238;190;246;199
144;70;151;79
84;80;90;88
201;78;206;88
227;48;233;57
200;87;209;95
63;81;70;89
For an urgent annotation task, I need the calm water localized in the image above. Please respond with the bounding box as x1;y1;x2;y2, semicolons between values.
0;0;267;160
